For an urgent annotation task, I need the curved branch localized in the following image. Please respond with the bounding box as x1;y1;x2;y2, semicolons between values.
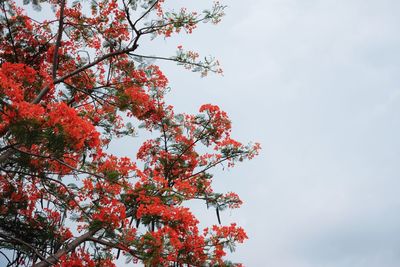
0;250;11;265
132;0;161;32
0;232;52;265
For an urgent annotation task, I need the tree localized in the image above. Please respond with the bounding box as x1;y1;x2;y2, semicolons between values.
0;0;260;266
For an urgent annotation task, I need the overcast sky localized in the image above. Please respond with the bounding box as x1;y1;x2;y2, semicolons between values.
5;1;400;266
135;0;400;266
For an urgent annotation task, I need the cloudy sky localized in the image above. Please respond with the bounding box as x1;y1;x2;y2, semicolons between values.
136;0;400;266
5;0;400;266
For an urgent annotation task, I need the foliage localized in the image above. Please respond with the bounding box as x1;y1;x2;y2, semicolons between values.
0;0;260;266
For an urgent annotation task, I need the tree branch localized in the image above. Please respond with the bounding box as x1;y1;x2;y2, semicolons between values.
33;45;139;105
132;0;160;33
0;232;52;265
87;237;143;260
129;53;217;73
32;229;99;267
0;2;18;63
52;0;66;80
183;151;248;181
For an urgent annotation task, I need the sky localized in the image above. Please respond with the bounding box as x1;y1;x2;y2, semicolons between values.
4;0;400;266
135;0;400;266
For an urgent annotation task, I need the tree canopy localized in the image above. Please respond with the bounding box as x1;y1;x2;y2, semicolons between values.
0;0;260;266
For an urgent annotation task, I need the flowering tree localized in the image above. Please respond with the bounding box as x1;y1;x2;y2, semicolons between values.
0;0;260;266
